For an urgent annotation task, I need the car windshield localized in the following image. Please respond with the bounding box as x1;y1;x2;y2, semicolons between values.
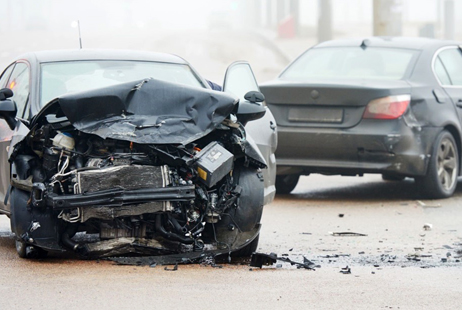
40;60;203;106
280;47;418;81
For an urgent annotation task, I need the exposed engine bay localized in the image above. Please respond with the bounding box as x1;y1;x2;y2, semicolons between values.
7;79;266;258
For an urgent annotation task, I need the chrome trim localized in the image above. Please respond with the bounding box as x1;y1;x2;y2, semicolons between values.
431;46;462;89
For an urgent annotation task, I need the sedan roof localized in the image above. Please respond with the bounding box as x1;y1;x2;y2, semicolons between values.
315;37;461;50
15;49;188;65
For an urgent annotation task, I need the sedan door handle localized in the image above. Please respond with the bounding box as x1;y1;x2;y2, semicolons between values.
270;121;276;131
456;100;462;108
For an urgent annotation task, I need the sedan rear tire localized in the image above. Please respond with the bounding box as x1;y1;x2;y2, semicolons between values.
276;174;300;194
415;130;459;199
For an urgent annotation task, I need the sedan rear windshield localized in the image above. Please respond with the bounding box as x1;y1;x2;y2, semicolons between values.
280;47;418;81
40;60;203;106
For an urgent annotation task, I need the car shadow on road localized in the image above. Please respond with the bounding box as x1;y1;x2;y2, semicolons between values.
280;178;462;202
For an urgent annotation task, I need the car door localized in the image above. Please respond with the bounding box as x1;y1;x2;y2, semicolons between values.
223;61;277;205
0;62;31;215
433;46;462;124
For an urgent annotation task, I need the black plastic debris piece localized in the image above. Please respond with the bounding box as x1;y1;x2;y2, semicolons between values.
164;264;178;271
338;214;344;218
358;251;365;255
109;249;231;266
277;256;320;270
329;232;367;237
441;258;447;263
250;252;320;270
200;256;223;268
380;254;396;263
250;252;277;268
319;254;351;258
340;266;351;274
289;248;293;252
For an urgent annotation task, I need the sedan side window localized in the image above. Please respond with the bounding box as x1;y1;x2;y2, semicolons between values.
7;63;30;118
0;64;14;88
438;48;462;86
434;57;451;85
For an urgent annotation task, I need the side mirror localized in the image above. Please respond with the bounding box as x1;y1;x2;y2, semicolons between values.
0;88;13;100
244;91;265;103
0;91;17;129
236;93;266;126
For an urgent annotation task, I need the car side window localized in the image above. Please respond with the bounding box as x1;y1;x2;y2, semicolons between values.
0;64;14;88
438;48;462;86
434;57;451;85
7;62;30;118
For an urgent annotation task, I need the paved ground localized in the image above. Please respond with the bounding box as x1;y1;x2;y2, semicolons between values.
1;174;461;309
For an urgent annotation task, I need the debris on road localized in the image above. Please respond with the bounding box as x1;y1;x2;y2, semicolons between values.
164;264;178;271
406;253;432;261
319;254;351;259
338;214;345;218
250;252;277;268
423;223;433;231
329;232;368;237
250;252;320;270
416;200;442;208
339;266;351;274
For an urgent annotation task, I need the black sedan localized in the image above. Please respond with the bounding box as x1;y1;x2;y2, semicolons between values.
261;37;462;198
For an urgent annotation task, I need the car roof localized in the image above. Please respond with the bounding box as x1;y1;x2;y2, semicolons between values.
315;37;461;50
15;49;188;64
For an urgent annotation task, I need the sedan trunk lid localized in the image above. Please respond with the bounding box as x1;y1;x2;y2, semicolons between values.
261;78;411;128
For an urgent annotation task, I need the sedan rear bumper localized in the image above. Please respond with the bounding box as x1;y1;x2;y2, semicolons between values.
275;120;441;177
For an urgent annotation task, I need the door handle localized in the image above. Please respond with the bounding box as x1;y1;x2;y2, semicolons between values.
456;100;462;108
270;121;276;131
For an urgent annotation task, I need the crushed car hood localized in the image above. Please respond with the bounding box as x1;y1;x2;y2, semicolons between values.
40;78;238;145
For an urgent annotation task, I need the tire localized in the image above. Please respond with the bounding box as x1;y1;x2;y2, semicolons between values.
15;240;27;258
276;174;300;194
415;130;459;199
382;174;405;181
232;234;260;257
15;240;48;259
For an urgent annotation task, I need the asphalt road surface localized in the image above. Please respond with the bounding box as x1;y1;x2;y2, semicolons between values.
1;174;461;309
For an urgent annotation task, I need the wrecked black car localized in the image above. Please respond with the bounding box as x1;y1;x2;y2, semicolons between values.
0;50;277;259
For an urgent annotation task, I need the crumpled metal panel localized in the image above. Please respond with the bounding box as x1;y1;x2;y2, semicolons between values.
56;78;238;145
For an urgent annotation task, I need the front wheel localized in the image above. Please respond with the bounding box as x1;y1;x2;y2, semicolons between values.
415;130;459;199
232;234;260;257
276;174;300;194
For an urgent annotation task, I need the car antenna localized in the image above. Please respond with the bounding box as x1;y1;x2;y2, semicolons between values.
77;20;83;49
72;20;83;49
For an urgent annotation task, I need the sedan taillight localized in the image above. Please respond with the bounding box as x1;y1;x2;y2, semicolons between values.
363;95;411;120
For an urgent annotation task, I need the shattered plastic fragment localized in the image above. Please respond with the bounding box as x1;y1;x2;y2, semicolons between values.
250;252;277;268
340;266;351;274
164;264;178;271
423;223;433;231
417;200;441;208
329;232;367;237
